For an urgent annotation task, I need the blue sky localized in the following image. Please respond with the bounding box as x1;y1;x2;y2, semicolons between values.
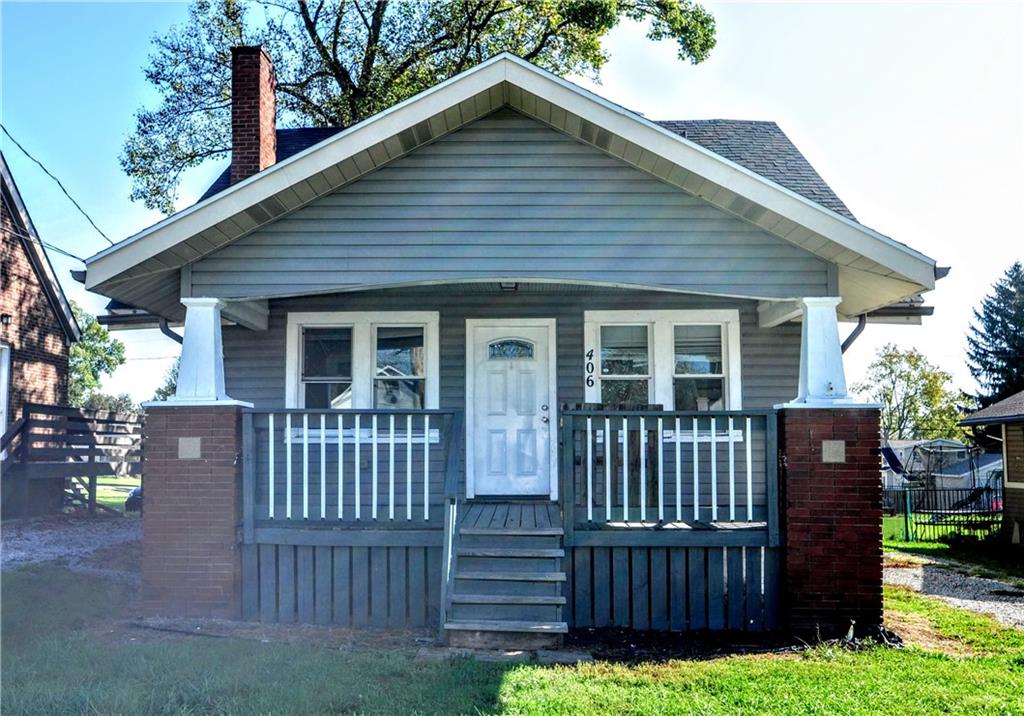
2;1;1021;403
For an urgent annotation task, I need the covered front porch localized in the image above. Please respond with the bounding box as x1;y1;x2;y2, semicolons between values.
158;280;851;639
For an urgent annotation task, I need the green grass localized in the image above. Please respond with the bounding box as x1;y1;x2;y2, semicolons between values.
2;566;1022;715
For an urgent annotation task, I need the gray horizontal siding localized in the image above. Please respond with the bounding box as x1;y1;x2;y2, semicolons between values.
222;285;800;410
193;109;829;299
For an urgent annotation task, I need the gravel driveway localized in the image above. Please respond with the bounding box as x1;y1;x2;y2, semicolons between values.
1;515;141;571
885;555;1024;630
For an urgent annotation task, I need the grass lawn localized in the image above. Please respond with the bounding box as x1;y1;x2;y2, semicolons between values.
2;565;1021;714
75;476;141;514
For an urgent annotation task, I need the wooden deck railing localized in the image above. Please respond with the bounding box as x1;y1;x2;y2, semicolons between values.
559;408;779;544
1;403;143;515
244;409;463;530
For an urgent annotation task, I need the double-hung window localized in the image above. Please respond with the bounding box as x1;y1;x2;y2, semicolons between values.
584;310;741;410
286;312;439;409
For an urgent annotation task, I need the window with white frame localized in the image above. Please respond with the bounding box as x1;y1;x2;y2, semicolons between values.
286;312;439;409
584;310;742;410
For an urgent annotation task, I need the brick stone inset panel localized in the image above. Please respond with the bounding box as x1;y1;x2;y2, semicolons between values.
779;407;883;638
142;405;243;618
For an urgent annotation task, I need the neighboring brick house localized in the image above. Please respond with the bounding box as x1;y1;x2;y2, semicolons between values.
1;151;80;513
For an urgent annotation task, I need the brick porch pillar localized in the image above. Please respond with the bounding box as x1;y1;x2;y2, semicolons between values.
779;407;883;637
141;405;244;618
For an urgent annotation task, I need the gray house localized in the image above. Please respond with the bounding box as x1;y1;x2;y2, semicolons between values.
86;50;940;644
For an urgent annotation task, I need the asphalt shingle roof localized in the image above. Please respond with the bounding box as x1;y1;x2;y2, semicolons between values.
961;390;1024;426
198;119;856;221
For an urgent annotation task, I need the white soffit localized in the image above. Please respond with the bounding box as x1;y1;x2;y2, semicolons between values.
85;53;936;315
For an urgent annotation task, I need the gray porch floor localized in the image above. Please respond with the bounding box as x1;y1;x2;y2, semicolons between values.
461;501;560;531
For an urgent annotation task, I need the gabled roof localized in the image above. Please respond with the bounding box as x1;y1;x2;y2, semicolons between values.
1;152;80;342
197;120;856;222
84;53;938;320
961;390;1024;426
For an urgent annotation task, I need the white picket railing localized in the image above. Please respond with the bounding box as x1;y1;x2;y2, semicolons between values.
561;409;778;534
247;409;459;524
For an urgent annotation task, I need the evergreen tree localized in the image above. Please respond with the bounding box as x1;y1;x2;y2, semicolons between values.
967;261;1024;406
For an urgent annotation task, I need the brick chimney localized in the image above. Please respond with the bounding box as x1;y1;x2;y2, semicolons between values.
230;46;276;185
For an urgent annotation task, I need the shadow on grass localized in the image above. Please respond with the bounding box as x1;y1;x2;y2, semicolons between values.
0;565;514;715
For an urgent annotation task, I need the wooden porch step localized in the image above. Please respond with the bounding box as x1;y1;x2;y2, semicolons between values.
450;593;566;606
444;619;568;634
457;548;564;558
455;571;566;582
459;526;563;536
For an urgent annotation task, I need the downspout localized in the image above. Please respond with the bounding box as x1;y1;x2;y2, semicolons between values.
841;314;867;354
159;318;184;345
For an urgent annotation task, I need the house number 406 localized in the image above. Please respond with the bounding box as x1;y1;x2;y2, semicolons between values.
585;349;595;387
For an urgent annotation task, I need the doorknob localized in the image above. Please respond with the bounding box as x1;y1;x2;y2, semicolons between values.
541;404;549;411
541;416;550;423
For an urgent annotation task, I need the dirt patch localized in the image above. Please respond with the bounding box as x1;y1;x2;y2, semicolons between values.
565;626;801;664
884;610;973;656
885;554;926;570
1;514;141;570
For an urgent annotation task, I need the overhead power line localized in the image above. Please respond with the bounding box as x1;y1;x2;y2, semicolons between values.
4;224;87;263
1;123;114;245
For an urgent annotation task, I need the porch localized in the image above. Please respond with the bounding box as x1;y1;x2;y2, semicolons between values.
236;404;780;640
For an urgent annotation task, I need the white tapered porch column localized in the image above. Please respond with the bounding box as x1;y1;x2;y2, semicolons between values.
166;297;250;406
781;296;860;408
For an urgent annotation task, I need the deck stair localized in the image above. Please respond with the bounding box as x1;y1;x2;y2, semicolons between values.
444;501;567;649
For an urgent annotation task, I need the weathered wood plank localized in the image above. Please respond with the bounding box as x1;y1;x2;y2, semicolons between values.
314;546;332;625
764;547;781;631
707;548;725;630
351;547;370;627
408;547;427;627
745;547;764;631
727;546;745;630
669;547;687;630
631;547;650;630
573;548;592;627
297;546;315;623
568;528;769;548
370;547;389;628
241;544;259;620
650;547;668;631
612;547;630;626
333;546;352;626
688;547;706;630
278;545;296;623
258;545;277;623
388;547;406;628
592;547;612;627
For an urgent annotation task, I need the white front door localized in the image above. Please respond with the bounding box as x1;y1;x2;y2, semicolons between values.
466;319;557;499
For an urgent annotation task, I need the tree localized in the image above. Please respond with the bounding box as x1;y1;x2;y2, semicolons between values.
122;0;717;211
853;344;972;441
152;357;180;402
69;302;126;407
80;392;139;414
967;261;1024;406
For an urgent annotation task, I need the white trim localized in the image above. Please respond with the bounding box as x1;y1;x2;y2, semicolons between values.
284;311;439;409
465;318;559;500
85;54;936;293
583;309;742;410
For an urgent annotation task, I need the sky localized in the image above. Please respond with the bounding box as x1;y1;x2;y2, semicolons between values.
1;1;1022;404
